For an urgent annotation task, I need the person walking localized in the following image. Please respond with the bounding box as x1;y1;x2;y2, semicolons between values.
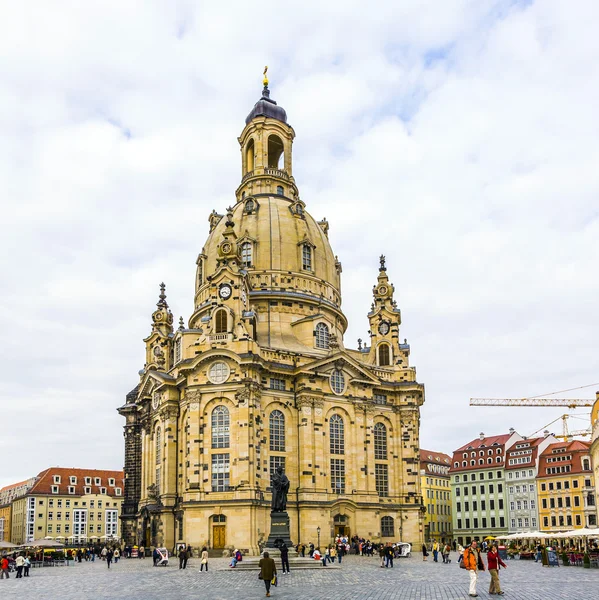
259;551;277;598
113;548;120;563
487;544;507;595
199;547;209;572
106;549;113;569
433;540;439;562
385;543;394;568
139;545;145;559
463;540;485;598
23;556;31;577
443;542;451;563
457;543;465;563
179;545;187;569
337;542;345;564
0;556;9;579
280;542;290;574
15;554;25;578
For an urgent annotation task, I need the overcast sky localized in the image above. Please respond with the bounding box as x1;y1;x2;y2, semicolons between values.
2;1;598;488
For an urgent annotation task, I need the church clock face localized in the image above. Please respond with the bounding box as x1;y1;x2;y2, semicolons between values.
219;284;232;300
378;321;390;335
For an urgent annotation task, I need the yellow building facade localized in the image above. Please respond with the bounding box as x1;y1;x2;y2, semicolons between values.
420;450;452;542
537;440;597;533
0;504;11;542
10;468;124;545
119;77;426;554
590;391;599;528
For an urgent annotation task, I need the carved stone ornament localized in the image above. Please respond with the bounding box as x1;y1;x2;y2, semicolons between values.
161;405;179;421
236;388;250;407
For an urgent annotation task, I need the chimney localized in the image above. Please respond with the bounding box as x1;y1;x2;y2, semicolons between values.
479;432;485;441
509;428;515;435
544;430;550;437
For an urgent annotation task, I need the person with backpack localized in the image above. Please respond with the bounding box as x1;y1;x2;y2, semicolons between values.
462;540;485;597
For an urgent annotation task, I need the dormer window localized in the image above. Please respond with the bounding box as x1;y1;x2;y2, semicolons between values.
85;477;91;485
115;487;122;496
70;476;77;485
51;485;59;494
108;478;115;487
240;242;253;268
315;322;330;349
68;486;75;495
100;487;107;495
94;478;101;486
84;487;91;494
53;475;61;484
302;244;312;271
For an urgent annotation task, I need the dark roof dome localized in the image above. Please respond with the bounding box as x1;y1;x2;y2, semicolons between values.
245;86;287;125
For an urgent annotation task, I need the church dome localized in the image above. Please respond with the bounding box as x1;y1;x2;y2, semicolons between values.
245;86;287;125
200;196;341;307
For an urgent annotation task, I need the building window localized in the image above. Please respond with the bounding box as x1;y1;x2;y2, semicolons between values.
94;478;101;486
330;370;345;395
240;242;252;267
84;487;91;495
244;198;255;212
374;394;387;405
215;309;228;334
211;453;230;492
174;338;182;364
115;488;121;496
302;244;312;271
269;378;286;391
68;486;75;495
378;343;390;366
269;410;285;452
374;423;387;460
53;475;61;484
381;516;394;537
330;414;345;455
105;509;118;537
197;257;204;286
276;185;284;196
375;463;389;497
51;485;59;494
211;405;230;449
315;323;329;349
330;458;345;494
70;476;77;485
269;456;286;482
155;428;161;464
208;361;230;384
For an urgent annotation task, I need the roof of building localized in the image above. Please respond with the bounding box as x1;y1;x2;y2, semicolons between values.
28;468;124;497
537;440;591;477
504;436;545;470
449;432;517;473
420;450;452;465
0;478;35;493
454;433;512;453
245;86;288;125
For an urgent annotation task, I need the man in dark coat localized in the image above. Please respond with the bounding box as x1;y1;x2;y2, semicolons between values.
280;542;290;574
259;551;277;597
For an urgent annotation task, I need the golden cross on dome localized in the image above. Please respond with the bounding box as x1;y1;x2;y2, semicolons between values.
263;65;269;87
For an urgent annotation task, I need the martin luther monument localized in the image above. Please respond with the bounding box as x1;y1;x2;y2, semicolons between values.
265;466;293;549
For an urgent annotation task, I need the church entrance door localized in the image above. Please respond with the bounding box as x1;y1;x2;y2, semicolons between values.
213;525;226;548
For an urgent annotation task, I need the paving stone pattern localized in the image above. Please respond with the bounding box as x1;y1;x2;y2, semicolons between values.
1;554;597;600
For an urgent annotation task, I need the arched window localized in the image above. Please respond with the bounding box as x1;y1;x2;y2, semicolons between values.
302;244;312;271
240;242;252;268
378;343;390;366
330;414;345;455
246;139;255;172
197;258;204;286
374;423;387;460
276;185;284;196
155;427;161;464
215;309;227;334
269;410;285;452
267;134;284;169
315;322;329;349
244;198;254;212
211;405;230;448
381;516;394;537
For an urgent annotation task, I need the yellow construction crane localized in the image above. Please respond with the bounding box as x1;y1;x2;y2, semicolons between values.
470;383;599;439
526;413;591;440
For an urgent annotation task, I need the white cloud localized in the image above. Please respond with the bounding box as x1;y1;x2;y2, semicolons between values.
1;0;598;486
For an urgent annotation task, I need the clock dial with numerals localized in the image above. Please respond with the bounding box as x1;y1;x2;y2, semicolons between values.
219;284;232;300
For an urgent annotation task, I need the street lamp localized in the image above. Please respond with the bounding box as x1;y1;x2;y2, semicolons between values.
317;526;321;550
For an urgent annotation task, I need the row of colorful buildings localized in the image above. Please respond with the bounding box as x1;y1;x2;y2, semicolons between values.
0;467;124;545
420;424;599;546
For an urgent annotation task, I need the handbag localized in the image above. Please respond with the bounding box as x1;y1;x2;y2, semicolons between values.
271;574;278;587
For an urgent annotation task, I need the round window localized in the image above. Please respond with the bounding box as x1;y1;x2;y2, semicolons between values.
330;369;345;395
208;361;230;384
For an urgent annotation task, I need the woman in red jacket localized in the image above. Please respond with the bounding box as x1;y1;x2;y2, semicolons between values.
487;544;507;595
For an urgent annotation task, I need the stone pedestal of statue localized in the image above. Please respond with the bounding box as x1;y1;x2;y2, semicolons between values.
265;511;293;549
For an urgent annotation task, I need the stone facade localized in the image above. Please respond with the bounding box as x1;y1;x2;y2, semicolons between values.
119;79;425;555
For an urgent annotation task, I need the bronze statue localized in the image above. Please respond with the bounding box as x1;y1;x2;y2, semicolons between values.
271;465;290;512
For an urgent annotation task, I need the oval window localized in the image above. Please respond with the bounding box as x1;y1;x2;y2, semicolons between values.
330;370;345;395
208;361;230;384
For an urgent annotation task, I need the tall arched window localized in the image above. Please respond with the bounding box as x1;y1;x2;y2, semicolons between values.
246;139;255;172
269;410;285;452
381;516;394;537
240;242;252;268
197;259;203;287
315;323;330;349
211;405;230;448
378;343;390;366
276;185;284;195
302;244;312;271
374;423;387;460
155;427;161;464
267;134;284;169
330;414;345;455
215;309;228;334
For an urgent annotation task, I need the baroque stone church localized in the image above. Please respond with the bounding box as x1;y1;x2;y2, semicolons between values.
118;75;425;554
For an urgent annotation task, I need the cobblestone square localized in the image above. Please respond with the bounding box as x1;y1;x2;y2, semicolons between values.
1;554;598;600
